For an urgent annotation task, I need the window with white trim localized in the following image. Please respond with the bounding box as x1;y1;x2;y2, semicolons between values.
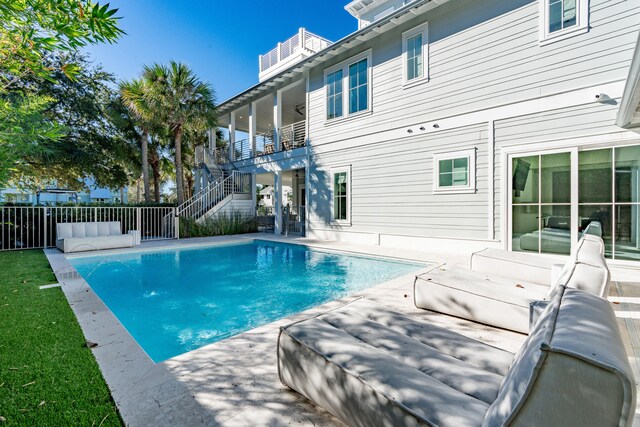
332;166;351;223
348;59;368;114
402;23;428;85
433;149;476;193
539;0;588;44
326;69;343;120
324;51;371;121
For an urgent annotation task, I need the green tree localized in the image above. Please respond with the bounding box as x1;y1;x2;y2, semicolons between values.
0;0;124;188
120;78;154;202
142;62;217;205
10;53;136;191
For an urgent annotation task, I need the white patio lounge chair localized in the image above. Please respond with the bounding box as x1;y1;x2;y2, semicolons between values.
278;286;635;427
414;234;610;333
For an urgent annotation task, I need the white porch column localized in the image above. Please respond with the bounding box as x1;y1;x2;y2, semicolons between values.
274;91;282;152
249;101;256;158
228;111;236;161
251;173;257;216
274;170;283;235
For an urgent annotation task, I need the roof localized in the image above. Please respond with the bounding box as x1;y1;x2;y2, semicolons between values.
616;31;640;128
344;0;396;18
216;0;449;117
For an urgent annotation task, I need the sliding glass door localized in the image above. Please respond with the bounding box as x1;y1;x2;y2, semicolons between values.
511;152;572;255
510;144;640;261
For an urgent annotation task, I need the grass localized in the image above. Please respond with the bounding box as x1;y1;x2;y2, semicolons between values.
0;250;122;426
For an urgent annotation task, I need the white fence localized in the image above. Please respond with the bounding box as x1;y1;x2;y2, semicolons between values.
0;206;177;251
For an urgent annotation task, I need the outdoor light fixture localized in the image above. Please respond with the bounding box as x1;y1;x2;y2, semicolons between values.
407;129;413;133
419;126;425;131
433;124;439;128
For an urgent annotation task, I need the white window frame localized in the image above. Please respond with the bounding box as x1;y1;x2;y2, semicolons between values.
433;148;476;194
324;50;372;123
402;22;428;87
539;0;589;45
331;165;352;225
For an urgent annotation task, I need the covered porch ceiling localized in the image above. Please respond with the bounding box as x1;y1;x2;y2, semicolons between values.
219;81;306;132
256;169;304;187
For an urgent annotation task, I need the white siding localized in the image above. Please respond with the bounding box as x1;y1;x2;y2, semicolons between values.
307;0;638;148
309;124;490;240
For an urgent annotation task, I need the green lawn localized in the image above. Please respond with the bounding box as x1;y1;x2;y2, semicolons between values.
0;250;122;426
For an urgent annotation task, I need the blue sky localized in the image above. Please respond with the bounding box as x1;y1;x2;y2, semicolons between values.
84;1;357;102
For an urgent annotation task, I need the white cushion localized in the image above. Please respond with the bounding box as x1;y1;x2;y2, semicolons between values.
108;222;121;235
97;222;111;236
84;223;98;237
71;223;86;238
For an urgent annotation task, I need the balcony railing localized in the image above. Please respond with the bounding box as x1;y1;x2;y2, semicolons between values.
279;121;306;151
259;28;332;73
215;121;307;164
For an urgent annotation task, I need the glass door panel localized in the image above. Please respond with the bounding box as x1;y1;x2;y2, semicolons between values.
614;145;640;261
513;205;540;252
578;149;613;257
511;152;572;255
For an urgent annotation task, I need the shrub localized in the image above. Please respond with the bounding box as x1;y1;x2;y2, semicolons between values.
179;210;257;238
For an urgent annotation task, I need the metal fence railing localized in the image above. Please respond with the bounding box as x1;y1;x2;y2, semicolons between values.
0;206;177;251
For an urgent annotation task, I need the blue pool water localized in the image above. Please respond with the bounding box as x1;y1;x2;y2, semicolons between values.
69;240;424;362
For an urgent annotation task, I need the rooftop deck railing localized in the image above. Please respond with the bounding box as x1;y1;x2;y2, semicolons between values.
260;29;332;73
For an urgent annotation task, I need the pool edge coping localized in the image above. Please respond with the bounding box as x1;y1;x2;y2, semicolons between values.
44;235;440;425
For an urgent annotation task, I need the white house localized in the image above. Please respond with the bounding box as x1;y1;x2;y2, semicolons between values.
258;185;293;208
0;178;127;205
189;0;640;265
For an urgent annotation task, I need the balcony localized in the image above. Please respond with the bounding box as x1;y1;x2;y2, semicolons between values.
222;120;307;163
259;28;332;82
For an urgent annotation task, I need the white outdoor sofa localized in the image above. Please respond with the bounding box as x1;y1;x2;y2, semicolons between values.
56;221;134;253
413;234;610;333
278;286;635;427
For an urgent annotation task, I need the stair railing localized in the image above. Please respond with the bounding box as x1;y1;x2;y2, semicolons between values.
177;171;251;220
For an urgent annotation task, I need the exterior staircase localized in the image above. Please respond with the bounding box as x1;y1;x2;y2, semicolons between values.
178;161;252;222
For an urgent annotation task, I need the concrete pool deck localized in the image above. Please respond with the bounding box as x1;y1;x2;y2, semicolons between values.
44;234;640;426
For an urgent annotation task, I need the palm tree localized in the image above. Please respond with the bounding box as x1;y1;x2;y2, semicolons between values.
120;78;153;203
141;61;217;205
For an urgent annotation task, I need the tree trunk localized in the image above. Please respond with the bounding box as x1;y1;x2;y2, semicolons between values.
150;149;161;203
174;127;185;205
141;130;150;203
186;173;193;200
136;178;141;203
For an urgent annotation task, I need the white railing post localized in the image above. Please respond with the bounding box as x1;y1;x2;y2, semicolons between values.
299;27;305;50
229;111;236;162
277;42;282;60
174;207;179;239
136;207;142;234
249;101;256;158
43;207;48;248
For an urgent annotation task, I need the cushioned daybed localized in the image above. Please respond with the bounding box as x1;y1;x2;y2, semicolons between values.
56;221;134;253
414;234;609;333
278;286;635;427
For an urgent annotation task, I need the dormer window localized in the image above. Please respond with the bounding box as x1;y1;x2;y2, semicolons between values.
539;0;588;44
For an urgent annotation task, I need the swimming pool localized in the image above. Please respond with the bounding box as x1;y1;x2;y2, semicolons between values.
69;240;424;362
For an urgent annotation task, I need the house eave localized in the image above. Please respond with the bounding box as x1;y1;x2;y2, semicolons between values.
216;0;449;118
616;32;640;129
